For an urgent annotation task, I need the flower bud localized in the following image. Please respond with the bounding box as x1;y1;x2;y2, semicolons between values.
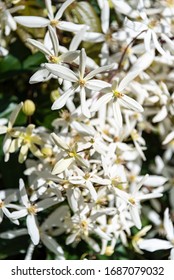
22;99;36;116
50;89;60;102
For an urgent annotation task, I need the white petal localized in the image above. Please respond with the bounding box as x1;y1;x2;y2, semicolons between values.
0;126;7;134
118;51;154;91
27;38;51;56
86;79;111;91
29;69;52;84
41;234;64;257
19;179;29;207
58;21;86;32
85;64;114;80
121;95;143;112
91;92;113;111
79;48;86;78
101;0;110;33
55;0;75;19
139;238;173;251
70;26;88;51
80;87;91;118
14;16;49;28
164;208;174;241
162;131;174;145
9;102;23;127
86;181;97;201
51;133;69;150
152;106;167;123
45;0;54;20
144;29;152;52
51;87;75;110
59;51;79;63
48;26;59;56
10;209;28;219
130;206;142;229
112;101;123;128
26;215;40;245
45;63;78;82
52;158;74;175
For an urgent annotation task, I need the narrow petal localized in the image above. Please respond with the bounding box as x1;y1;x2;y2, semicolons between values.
152;106;167;123
52;158;74;174
70;26;88;51
144;29;152;52
27;38;51;56
86;79;111;91
130;206;142;229
51;87;75;110
48;25;59;56
112;100;123;128
45;0;54;20
139;239;173;251
85;64;115;80
91;92;113;111
80;87;91;118
29;69;52;84
120;95;144;112
164;208;174;241
19;178;29;207
51;133;69;150
14;16;49;28
118;51;154;91
45;63;78;82
26;215;40;245
79;48;86;78
58;21;86;32
59;51;79;63
10;209;28;219
41;234;64;257
162;131;174;145
9;102;23;127
55;0;75;19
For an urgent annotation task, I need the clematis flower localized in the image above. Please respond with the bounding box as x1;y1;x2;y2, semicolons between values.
45;48;114;118
91;51;154;127
138;208;174;259
0;102;23;162
10;179;60;245
14;0;85;33
114;175;163;229
27;26;79;84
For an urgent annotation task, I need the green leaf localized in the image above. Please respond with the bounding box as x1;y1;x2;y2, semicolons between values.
0;55;21;74
23;52;46;70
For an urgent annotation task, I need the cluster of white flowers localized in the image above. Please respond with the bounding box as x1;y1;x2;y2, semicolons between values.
0;0;174;260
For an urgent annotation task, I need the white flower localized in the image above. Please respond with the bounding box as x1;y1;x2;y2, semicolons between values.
138;208;174;259
10;179;60;245
91;51;154;127
51;132;90;174
14;0;85;33
45;48;114;118
27;26;79;84
114;175;163;229
0;102;23;162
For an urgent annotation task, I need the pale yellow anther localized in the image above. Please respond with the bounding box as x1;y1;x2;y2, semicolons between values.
27;205;37;215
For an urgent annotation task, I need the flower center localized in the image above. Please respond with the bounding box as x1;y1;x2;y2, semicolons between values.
50;19;59;27
128;197;136;205
27;204;37;215
79;79;86;87
112;89;124;98
49;55;60;63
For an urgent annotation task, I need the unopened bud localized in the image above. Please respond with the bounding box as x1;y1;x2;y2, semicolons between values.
50;89;60;102
22;99;36;116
